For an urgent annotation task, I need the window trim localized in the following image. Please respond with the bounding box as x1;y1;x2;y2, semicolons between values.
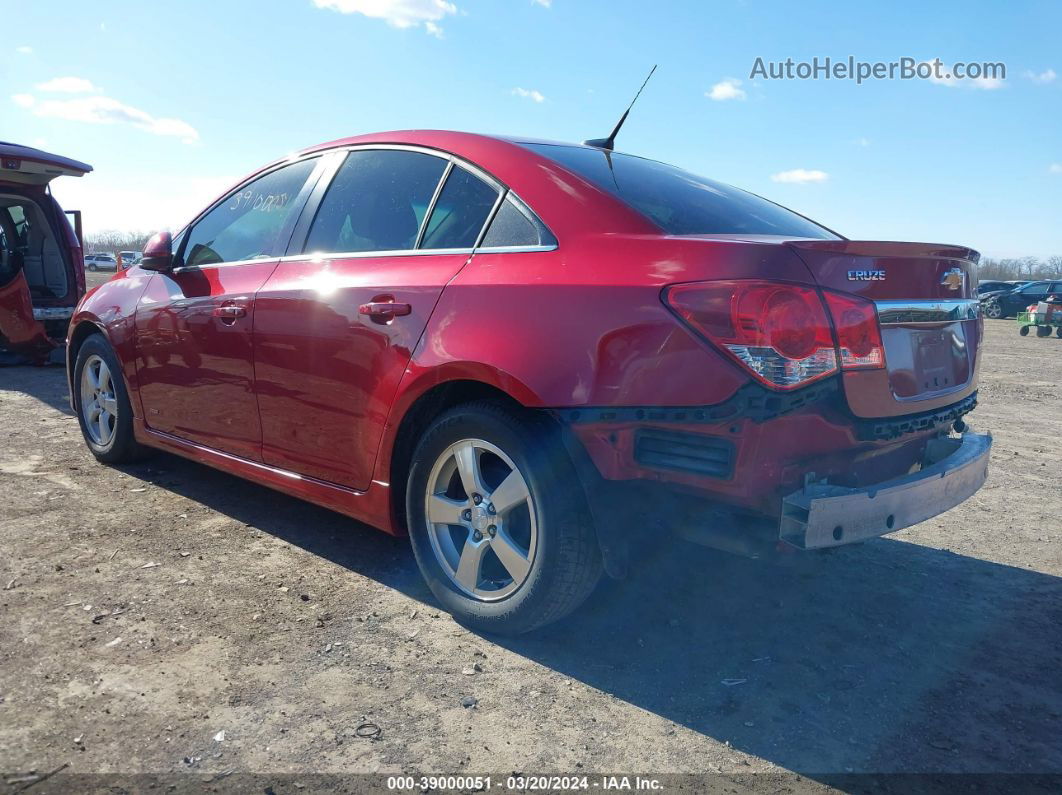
286;143;557;260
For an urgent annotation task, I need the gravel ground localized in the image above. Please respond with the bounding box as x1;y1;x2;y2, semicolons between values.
0;317;1059;792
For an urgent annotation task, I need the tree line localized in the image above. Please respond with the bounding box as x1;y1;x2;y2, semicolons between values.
978;256;1062;282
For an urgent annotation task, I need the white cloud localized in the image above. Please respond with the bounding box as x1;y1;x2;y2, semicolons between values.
855;137;871;147
15;46;33;54
928;72;1004;90
1024;68;1057;84
771;168;829;184
532;0;552;6
36;76;101;94
11;93;199;144
512;87;545;103
312;0;457;34
706;78;746;101
1049;163;1062;174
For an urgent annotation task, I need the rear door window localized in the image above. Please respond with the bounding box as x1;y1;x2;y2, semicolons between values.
420;166;500;250
183;158;318;267
304;149;447;254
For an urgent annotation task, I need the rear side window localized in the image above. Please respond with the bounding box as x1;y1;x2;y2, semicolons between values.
480;196;555;248
305;150;446;254
420;166;499;250
521;143;838;239
184;158;318;267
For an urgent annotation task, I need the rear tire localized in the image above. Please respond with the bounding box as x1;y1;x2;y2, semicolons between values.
1036;325;1052;337
406;401;602;635
73;334;149;464
1056;327;1062;339
1019;325;1030;336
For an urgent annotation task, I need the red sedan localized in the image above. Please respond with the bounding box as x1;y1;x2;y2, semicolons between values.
69;130;991;633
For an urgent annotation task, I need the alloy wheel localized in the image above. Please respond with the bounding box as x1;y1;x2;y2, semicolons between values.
80;354;118;447
984;302;1002;319
423;438;537;601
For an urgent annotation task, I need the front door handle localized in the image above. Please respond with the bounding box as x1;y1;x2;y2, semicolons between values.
359;300;412;321
212;304;247;323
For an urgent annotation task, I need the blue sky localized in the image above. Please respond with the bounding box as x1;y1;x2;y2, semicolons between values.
3;0;1059;258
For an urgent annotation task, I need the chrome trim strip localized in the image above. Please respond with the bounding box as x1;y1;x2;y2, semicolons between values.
876;299;980;325
475;244;558;254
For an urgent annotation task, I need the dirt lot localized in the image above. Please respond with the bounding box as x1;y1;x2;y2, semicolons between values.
1;317;1060;791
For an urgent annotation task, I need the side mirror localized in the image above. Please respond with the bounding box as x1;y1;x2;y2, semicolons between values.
140;231;173;272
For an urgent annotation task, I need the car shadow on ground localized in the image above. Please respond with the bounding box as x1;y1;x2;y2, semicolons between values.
107;445;1062;781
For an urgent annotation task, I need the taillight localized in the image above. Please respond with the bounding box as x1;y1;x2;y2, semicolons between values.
822;290;885;370
665;280;838;390
664;280;886;391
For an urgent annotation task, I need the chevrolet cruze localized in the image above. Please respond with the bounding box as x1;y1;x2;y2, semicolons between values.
69;130;991;633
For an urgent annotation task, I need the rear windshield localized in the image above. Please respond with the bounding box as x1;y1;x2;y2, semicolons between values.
521;143;839;239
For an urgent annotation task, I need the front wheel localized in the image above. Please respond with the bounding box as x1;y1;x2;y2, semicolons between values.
1019;325;1031;336
983;301;1003;319
406;401;602;635
73;334;149;463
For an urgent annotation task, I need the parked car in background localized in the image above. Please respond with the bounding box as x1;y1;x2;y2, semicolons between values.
0;142;89;363
977;280;1014;295
982;280;1062;318
67;130;992;633
84;253;118;271
118;250;142;268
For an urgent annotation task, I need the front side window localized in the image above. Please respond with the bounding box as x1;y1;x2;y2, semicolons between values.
1020;282;1047;294
305;149;447;254
521;143;839;239
420;166;499;250
183;158;318;267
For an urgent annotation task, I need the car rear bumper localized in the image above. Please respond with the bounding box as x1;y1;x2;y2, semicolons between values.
778;428;992;549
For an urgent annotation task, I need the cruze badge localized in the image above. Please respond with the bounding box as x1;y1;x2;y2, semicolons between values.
940;267;965;291
847;269;886;281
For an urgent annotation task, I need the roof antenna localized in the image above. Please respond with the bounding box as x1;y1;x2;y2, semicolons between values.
584;65;657;151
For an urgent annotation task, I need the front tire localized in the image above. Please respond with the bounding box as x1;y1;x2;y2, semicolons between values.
406;401;602;635
73;334;148;463
983;301;1003;319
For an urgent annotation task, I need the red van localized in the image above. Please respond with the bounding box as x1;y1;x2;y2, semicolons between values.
0;142;90;363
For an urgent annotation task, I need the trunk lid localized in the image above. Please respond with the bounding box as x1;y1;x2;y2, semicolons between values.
0;142;92;186
788;240;981;418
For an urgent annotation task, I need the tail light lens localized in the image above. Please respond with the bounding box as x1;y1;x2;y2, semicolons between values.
665;280;886;391
666;281;838;390
822;290;885;370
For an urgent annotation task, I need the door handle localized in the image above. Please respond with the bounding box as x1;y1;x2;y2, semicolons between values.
212;304;247;322
359;301;412;320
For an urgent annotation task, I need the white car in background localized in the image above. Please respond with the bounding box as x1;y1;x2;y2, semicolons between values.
83;253;117;271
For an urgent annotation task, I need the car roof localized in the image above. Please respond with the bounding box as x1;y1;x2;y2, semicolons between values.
191;130;657;239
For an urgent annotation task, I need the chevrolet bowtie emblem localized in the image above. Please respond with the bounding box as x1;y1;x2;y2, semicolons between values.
940;268;965;291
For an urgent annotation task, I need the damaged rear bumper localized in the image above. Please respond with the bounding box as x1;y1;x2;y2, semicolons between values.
779;428;992;549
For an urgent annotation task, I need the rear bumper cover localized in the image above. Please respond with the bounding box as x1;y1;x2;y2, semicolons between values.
779;428;992;549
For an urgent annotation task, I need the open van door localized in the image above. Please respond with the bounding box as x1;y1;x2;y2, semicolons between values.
0;142;91;363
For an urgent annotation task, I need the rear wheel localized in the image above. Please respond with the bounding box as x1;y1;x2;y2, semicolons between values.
1036;325;1052;337
73;335;148;463
87;262;97;271
1056;327;1062;339
1019;325;1031;336
984;301;1003;319
406;401;602;634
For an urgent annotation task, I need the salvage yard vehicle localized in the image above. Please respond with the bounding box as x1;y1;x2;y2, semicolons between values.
0;142;89;363
67;130;992;633
85;253;118;271
982;280;1062;319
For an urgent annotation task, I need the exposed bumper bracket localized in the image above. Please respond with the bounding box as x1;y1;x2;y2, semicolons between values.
780;428;992;549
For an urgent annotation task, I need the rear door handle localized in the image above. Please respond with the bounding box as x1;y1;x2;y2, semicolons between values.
359;301;412;320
